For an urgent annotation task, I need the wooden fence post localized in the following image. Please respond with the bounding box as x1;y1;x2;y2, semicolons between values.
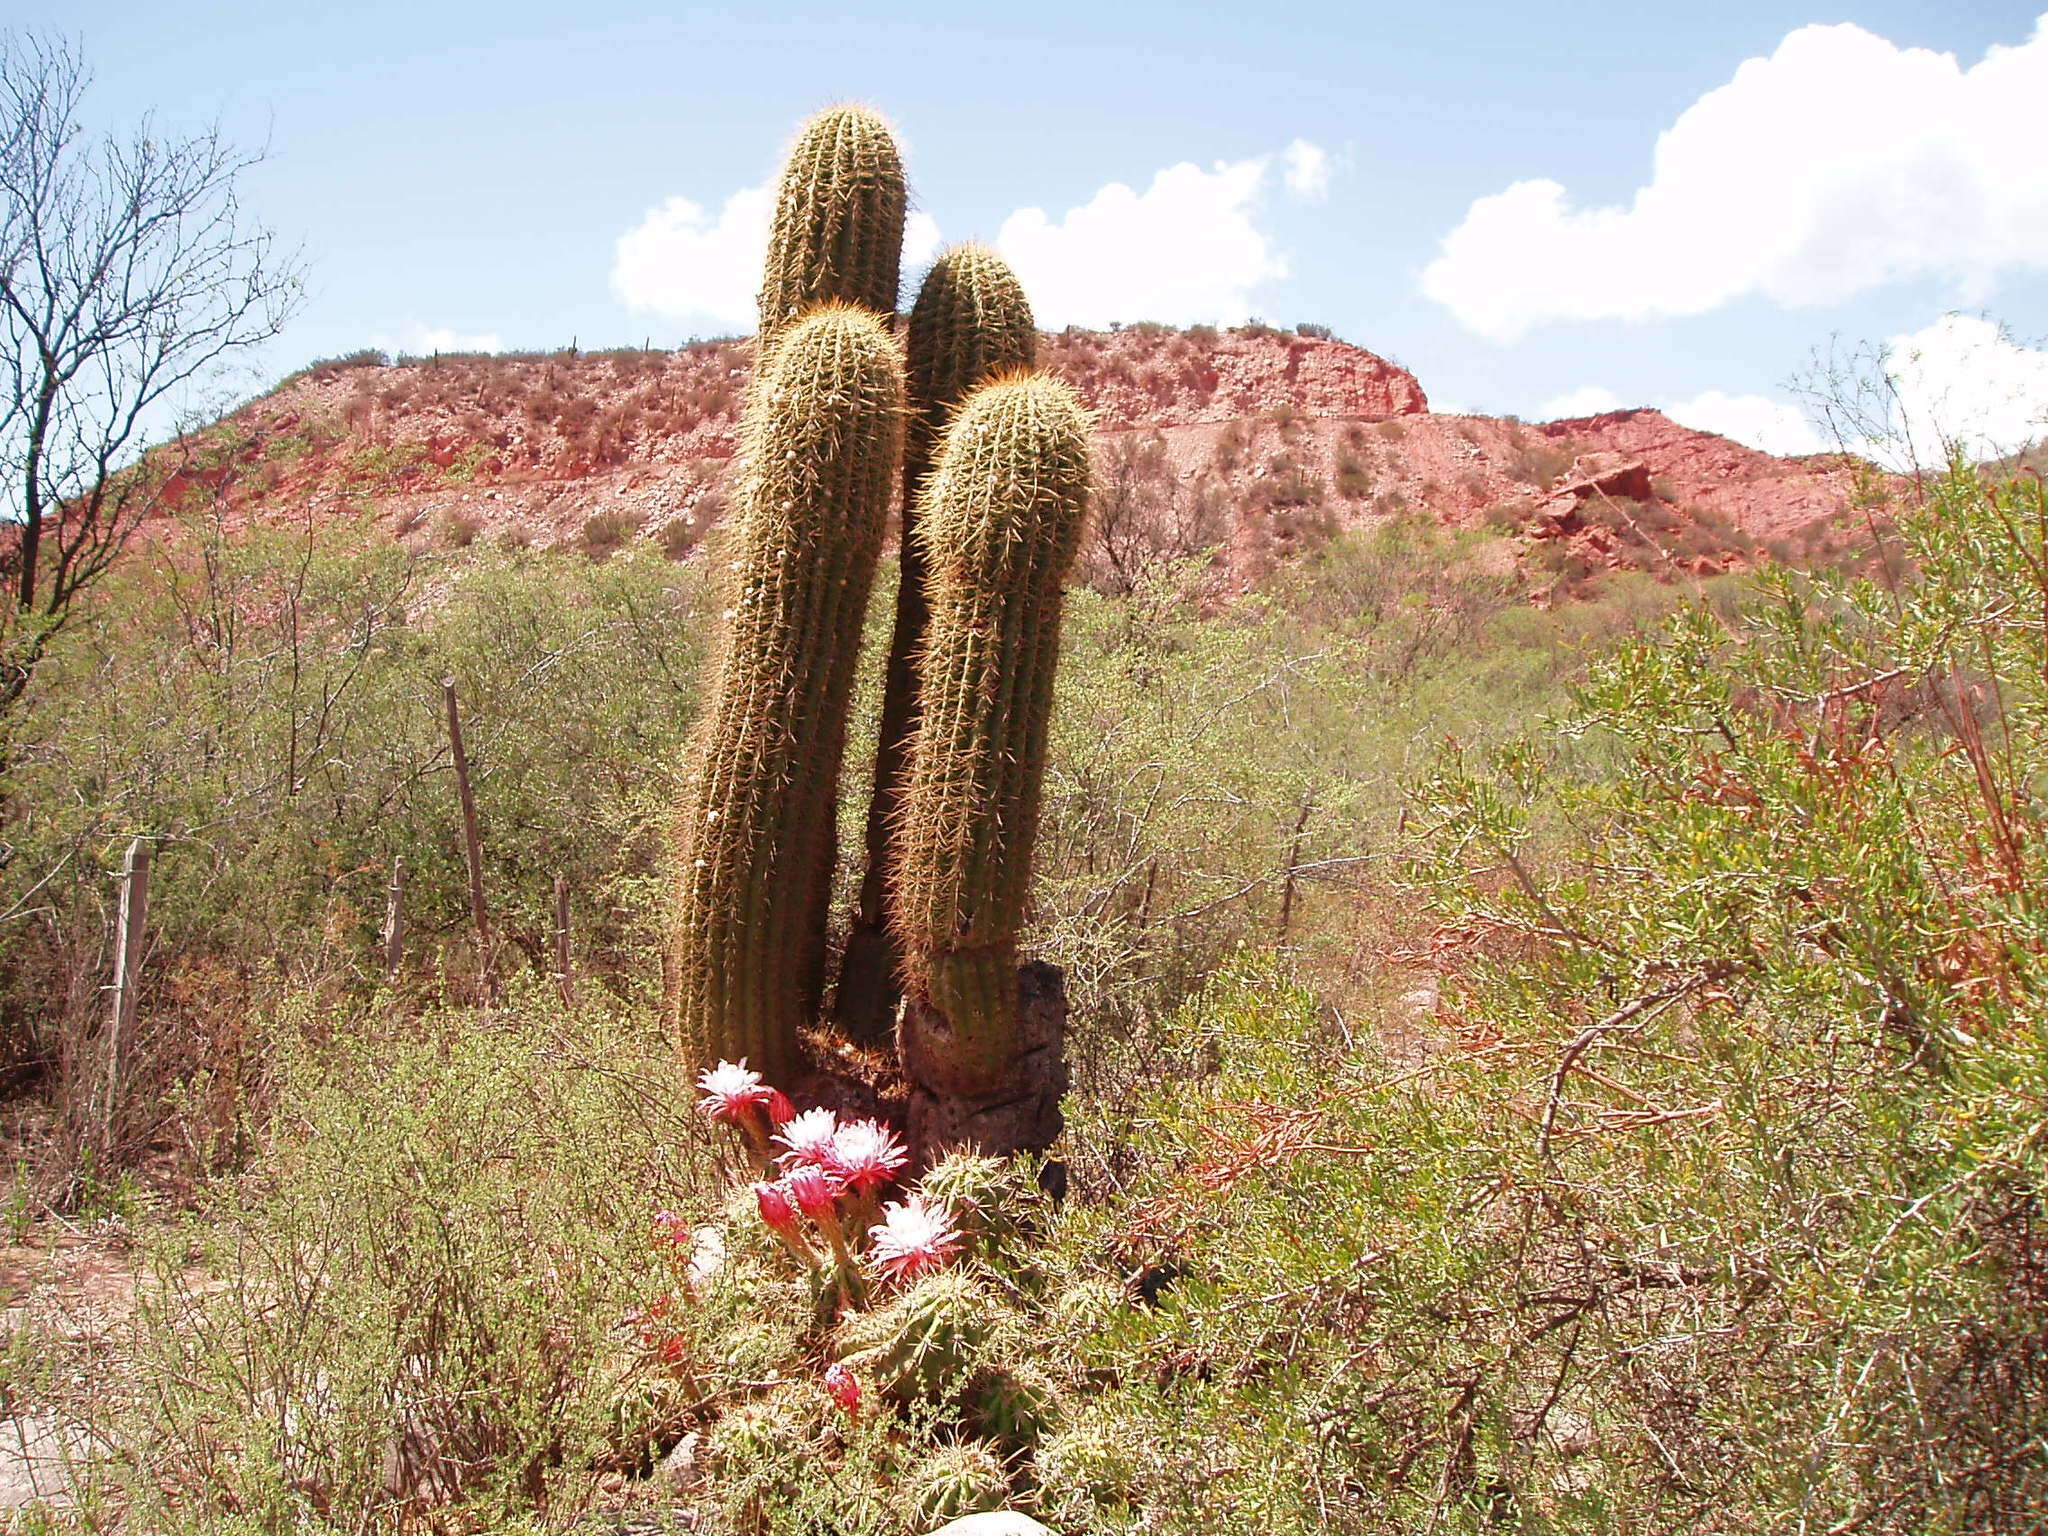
382;855;405;984
442;676;494;999
102;836;151;1152
1277;790;1316;940
553;875;573;1006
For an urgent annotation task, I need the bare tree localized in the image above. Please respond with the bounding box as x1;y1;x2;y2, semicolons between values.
0;33;301;711
1081;432;1228;596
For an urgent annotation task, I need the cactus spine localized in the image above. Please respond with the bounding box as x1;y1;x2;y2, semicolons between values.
892;375;1091;1097
836;245;1038;1041
756;105;907;352
670;305;905;1081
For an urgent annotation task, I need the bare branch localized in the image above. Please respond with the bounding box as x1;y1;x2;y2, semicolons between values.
0;31;303;677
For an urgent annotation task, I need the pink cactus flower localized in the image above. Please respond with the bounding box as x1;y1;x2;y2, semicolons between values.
785;1162;844;1222
696;1060;776;1123
766;1087;796;1125
826;1118;910;1195
753;1179;801;1240
823;1362;861;1414
867;1194;963;1283
774;1107;840;1167
650;1209;690;1248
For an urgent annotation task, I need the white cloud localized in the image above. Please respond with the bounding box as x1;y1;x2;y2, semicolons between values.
1858;313;2048;466
1527;314;2048;462
1423;15;2048;341
905;212;943;271
1537;385;1626;420
1665;392;1826;456
372;324;504;357
1282;140;1331;202
998;149;1318;328
613;139;1328;334
613;187;944;333
612;184;774;332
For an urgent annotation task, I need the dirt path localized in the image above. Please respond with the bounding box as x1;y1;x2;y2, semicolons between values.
1;1220;140;1516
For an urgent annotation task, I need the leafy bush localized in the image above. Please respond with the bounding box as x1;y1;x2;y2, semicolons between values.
107;992;715;1530
762;463;2043;1536
579;508;643;558
1;520;708;1174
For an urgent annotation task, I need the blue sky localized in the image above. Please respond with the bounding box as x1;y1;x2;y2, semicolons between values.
26;0;2048;456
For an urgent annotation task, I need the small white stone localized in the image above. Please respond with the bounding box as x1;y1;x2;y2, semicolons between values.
926;1517;1057;1536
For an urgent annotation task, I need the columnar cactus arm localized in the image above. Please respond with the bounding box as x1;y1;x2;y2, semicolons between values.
891;374;1091;1096
757;105;908;350
837;245;1038;1040
672;305;906;1080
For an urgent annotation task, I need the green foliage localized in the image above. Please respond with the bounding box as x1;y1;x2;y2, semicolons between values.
1004;466;2048;1533
669;306;905;1082
839;242;1039;1041
1;518;707;1134
892;375;1091;1096
1032;517;1665;1071
112;994;715;1531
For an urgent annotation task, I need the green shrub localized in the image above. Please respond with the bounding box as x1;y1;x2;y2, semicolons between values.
1;521;708;1164
114;993;717;1530
577;507;643;558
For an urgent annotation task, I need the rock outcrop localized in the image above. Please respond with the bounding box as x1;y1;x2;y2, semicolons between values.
141;325;1875;587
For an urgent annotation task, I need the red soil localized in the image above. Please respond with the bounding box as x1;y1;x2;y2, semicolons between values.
138;325;1876;587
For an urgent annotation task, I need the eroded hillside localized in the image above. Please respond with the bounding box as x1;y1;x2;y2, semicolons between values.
154;323;1875;593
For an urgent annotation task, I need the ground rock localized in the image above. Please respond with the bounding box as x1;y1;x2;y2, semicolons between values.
927;1514;1057;1536
0;1414;92;1511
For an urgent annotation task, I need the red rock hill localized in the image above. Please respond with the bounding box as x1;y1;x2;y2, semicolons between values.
152;324;1872;590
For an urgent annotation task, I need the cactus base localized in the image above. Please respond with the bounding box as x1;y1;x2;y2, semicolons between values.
903;961;1068;1159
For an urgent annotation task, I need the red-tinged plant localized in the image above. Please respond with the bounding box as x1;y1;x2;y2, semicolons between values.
754;1179;816;1266
786;1162;844;1223
650;1208;690;1250
629;1293;688;1367
787;1160;854;1274
823;1362;862;1414
826;1119;909;1196
698;1059;795;1166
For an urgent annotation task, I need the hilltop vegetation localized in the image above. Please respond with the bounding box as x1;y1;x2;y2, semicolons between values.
129;320;1873;605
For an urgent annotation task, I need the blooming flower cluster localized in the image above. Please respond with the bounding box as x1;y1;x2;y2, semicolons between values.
651;1063;972;1405
695;1058;795;1162
696;1061;962;1287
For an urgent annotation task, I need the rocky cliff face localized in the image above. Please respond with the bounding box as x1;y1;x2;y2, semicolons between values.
151;324;1873;593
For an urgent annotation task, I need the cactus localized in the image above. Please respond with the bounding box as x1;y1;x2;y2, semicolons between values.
835;1268;1000;1401
836;244;1038;1041
891;374;1091;1098
756;105;907;351
907;1441;1011;1526
1035;1421;1138;1509
670;305;904;1082
974;1363;1059;1448
916;1149;1052;1261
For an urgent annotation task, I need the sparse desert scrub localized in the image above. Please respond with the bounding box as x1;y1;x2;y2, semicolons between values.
8;445;2035;1530
0;519;710;1180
